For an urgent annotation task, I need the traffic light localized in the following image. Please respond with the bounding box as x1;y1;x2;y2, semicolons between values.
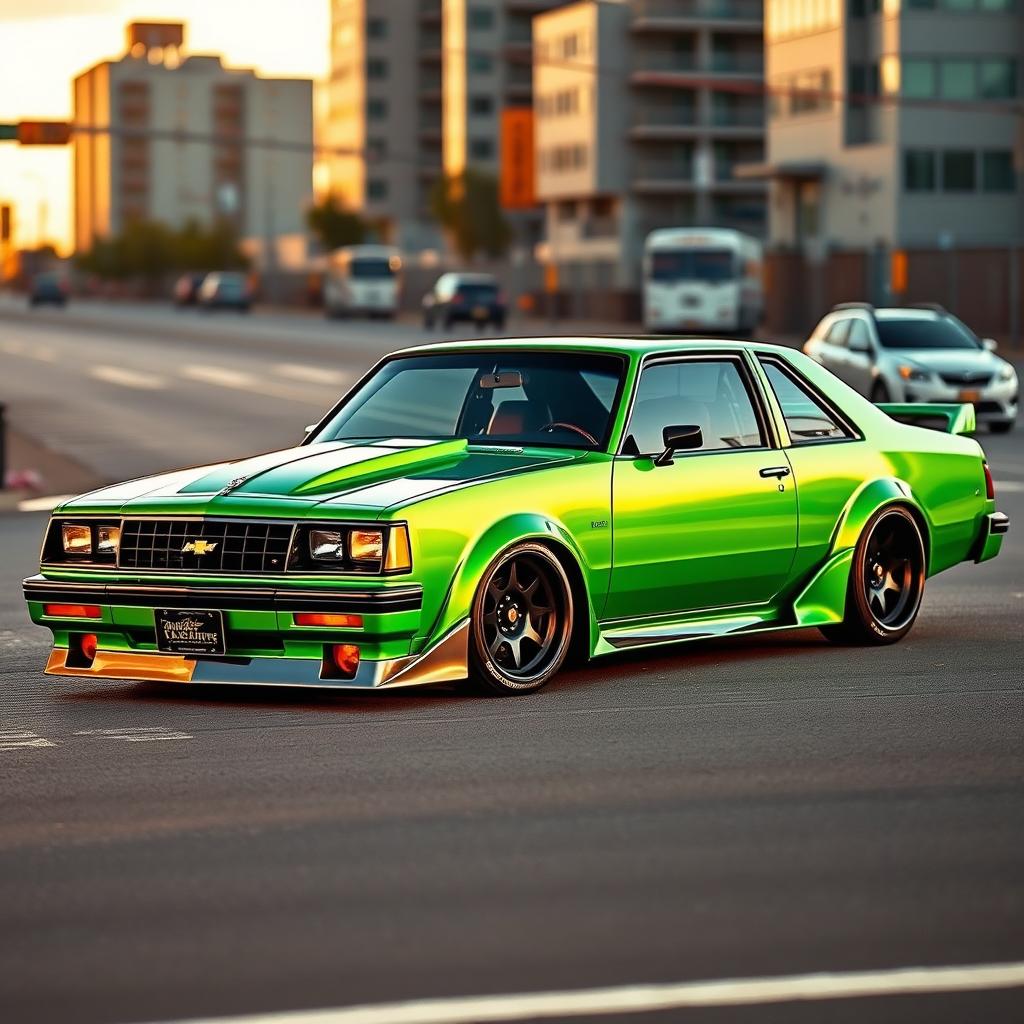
15;121;71;145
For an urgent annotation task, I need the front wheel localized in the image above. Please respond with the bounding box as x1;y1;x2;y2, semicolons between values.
820;505;926;646
466;543;574;695
870;380;891;403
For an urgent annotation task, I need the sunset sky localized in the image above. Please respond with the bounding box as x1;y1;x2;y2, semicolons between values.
0;0;330;252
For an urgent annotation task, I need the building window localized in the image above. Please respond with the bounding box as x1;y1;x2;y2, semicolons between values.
940;60;975;99
902;59;936;97
367;97;388;119
469;53;493;73
980;58;1016;98
367;58;388;79
367;137;388;159
468;6;494;30
981;150;1015;191
904;149;936;191
367;178;388;200
942;150;976;191
469;138;494;160
469;95;493;116
367;17;387;39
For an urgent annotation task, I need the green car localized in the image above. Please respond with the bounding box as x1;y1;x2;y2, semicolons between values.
24;338;1008;695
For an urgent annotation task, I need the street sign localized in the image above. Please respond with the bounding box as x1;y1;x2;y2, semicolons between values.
16;121;71;145
500;108;535;210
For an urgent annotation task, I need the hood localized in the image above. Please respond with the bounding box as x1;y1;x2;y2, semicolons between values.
57;438;580;517
888;348;1003;376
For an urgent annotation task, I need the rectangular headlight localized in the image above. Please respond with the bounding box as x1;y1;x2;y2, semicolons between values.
310;528;345;561
349;528;383;562
62;524;92;555
97;525;120;554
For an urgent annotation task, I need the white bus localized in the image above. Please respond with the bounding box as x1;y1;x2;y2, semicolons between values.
642;228;763;335
324;245;402;319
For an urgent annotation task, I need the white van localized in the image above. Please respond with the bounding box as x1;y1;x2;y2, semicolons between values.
642;228;763;335
324;245;402;319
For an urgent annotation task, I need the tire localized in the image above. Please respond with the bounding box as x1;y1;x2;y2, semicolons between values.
820;505;926;646
466;542;574;695
870;380;891;403
990;420;1014;434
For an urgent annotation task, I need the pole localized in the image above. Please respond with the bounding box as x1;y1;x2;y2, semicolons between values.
0;403;7;492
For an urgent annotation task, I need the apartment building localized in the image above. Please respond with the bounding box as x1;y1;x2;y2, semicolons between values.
533;0;767;290
73;22;313;263
748;0;1021;250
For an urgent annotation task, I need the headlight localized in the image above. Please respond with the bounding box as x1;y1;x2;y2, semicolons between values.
62;524;92;554
999;364;1016;382
898;364;931;382
309;528;345;561
97;525;120;554
349;528;384;563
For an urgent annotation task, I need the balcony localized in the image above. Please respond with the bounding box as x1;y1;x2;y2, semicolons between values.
632;156;696;193
630;105;763;141
631;0;762;31
631;50;764;88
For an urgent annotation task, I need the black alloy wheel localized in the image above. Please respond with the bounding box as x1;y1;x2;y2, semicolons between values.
820;505;926;645
870;380;891;403
468;542;574;694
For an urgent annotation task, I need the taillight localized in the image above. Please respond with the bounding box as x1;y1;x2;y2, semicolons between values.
44;603;101;618
983;462;995;500
80;633;98;662
452;291;466;304
295;613;363;628
325;643;360;679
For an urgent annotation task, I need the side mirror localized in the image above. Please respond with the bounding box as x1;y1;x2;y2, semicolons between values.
654;424;703;466
304;423;317;438
982;337;998;352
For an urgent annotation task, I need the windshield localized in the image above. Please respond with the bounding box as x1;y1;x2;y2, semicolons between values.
350;258;395;279
648;249;736;284
454;282;498;302
317;351;625;450
875;316;981;351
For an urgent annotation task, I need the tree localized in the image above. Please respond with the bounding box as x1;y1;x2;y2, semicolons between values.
430;168;511;261
306;195;368;251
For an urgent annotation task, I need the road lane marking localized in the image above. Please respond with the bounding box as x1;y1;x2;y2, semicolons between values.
156;961;1024;1023
0;338;57;361
17;494;75;513
90;365;165;390
996;480;1024;493
75;727;192;743
181;363;333;404
0;730;56;751
276;363;349;385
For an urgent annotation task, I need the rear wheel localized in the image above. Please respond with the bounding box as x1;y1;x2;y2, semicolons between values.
870;380;891;403
820;506;926;645
466;543;573;695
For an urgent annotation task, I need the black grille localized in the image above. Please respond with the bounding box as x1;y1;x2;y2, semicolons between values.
939;371;992;387
119;519;294;573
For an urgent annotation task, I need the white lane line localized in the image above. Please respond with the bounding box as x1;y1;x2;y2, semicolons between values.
276;363;349;385
0;338;57;361
183;364;254;389
0;730;57;751
18;494;75;513
181;363;333;404
155;961;1024;1024
90;365;165;390
996;481;1024;493
75;727;193;743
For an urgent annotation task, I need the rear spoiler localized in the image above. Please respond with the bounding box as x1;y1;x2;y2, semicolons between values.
876;402;976;435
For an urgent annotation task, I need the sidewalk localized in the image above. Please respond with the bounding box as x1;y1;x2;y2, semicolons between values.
1;427;106;513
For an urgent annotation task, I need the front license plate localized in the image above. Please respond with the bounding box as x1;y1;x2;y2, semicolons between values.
155;608;225;655
959;389;981;402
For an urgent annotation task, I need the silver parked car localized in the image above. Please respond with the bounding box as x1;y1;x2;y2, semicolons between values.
804;303;1018;433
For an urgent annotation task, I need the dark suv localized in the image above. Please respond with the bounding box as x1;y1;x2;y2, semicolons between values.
423;273;506;330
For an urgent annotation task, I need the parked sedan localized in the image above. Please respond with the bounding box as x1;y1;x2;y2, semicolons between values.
24;337;1006;696
198;271;251;312
28;272;67;308
423;273;506;330
804;303;1018;433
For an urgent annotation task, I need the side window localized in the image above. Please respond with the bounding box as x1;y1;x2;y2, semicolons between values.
760;360;851;443
846;318;871;353
825;318;850;347
625;359;765;456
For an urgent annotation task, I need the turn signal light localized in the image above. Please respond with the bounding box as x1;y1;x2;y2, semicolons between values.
330;643;361;678
79;633;98;662
983;462;995;500
295;613;363;628
44;603;101;618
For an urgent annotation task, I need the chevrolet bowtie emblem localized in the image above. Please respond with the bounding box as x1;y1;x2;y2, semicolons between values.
182;539;218;555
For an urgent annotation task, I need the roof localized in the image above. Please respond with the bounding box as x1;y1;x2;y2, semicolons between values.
393;335;800;360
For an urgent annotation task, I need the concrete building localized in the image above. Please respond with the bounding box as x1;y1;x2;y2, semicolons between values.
326;0;445;251
748;0;1022;252
73;22;313;266
533;0;767;291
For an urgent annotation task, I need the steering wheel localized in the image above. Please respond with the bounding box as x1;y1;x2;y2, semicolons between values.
539;421;598;446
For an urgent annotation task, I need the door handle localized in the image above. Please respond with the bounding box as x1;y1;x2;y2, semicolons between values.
759;466;791;479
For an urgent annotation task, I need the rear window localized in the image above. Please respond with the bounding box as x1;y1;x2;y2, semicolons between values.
350;258;394;279
455;282;498;301
875;316;980;350
649;249;736;283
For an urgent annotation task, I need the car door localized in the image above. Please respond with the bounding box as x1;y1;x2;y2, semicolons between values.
818;317;851;381
606;355;798;620
842;317;876;396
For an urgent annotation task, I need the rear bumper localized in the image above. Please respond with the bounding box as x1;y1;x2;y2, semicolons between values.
973;512;1009;564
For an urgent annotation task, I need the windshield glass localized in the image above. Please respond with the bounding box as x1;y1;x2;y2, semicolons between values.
350;258;394;279
649;249;736;283
454;282;498;301
317;352;625;450
875;316;981;350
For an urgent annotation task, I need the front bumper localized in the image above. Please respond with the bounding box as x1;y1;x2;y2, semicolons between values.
899;378;1018;423
972;512;1009;564
23;575;469;690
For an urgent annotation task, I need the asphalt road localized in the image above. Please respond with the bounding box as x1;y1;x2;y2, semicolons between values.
1;304;1022;1023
